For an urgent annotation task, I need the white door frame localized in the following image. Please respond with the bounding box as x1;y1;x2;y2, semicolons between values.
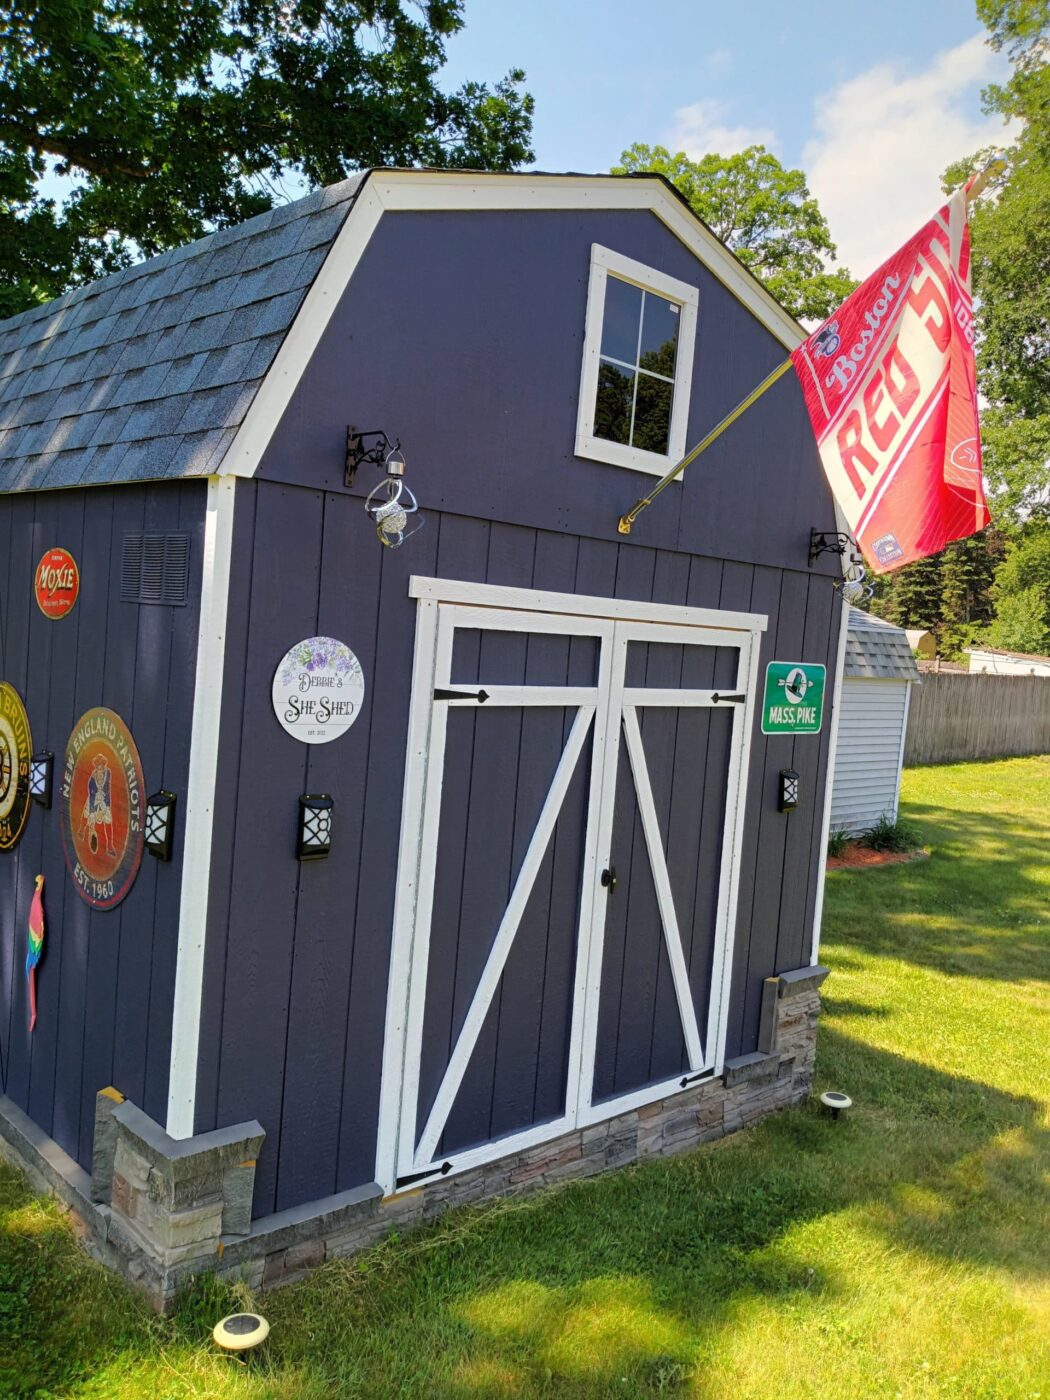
375;577;766;1193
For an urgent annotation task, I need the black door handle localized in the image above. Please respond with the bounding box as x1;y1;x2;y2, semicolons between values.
601;866;617;893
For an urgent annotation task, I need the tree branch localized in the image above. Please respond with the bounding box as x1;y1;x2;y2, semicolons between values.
0;120;156;180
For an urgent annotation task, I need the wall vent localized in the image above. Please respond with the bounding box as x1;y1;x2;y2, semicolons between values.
121;533;190;606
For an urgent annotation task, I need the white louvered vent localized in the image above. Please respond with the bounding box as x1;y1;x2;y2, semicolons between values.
121;533;190;606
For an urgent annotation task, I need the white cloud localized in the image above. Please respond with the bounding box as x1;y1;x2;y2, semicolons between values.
666;98;775;158
804;33;1017;279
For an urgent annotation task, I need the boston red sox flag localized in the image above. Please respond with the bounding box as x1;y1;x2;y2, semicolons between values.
791;185;989;572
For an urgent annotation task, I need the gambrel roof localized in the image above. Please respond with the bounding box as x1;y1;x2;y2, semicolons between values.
0;177;365;493
0;169;804;494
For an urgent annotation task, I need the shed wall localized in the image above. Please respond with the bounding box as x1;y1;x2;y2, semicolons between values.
829;677;909;836
194;480;841;1218
0;481;205;1171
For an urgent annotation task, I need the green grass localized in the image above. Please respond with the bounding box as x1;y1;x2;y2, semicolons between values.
1;756;1048;1399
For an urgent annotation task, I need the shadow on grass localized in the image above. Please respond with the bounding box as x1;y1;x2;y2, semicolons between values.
1;1023;1046;1398
826;798;1049;985
252;1025;1047;1398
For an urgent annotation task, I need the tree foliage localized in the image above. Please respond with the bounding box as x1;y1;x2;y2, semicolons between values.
944;0;1050;523
0;0;534;316
611;144;856;321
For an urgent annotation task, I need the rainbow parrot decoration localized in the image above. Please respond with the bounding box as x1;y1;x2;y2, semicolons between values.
26;874;44;1032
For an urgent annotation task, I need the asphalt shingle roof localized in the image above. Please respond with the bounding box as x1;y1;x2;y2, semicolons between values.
846;608;921;682
0;175;365;493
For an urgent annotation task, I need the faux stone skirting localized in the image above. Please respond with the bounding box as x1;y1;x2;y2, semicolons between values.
0;964;828;1312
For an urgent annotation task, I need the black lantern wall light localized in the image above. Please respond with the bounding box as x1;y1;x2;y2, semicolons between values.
345;427;424;549
29;751;54;808
298;794;334;861
145;790;177;861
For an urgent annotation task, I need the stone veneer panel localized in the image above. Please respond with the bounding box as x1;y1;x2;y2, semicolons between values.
0;966;828;1311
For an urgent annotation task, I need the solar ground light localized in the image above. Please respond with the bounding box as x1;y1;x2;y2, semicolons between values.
820;1090;853;1120
213;1312;270;1352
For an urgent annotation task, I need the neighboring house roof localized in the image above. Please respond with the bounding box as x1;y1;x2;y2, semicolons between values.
965;645;1050;665
0;168;805;496
0;176;365;494
845;608;921;682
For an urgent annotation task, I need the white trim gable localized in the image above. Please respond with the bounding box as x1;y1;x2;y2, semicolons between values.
216;170;804;483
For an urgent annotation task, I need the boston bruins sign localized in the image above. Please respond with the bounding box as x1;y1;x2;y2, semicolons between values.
0;682;32;851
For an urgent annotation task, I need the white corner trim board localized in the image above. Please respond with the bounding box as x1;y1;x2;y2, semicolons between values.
166;475;237;1138
810;590;851;967
216;170;804;483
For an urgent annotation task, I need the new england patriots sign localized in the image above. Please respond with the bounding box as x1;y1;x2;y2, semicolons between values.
791;185;988;572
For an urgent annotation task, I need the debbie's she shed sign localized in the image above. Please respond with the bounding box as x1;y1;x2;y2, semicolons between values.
272;636;365;744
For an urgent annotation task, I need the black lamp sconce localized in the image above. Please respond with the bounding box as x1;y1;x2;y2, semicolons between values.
29;751;54;808
145;790;177;860
808;529;861;570
345;427;404;488
778;768;800;813
298;794;334;861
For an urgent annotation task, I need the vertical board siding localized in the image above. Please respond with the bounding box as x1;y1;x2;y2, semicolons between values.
0;482;205;1170
903;671;1050;765
199;478;838;1215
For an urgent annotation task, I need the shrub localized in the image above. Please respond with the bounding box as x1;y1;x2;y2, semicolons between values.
863;815;920;852
826;828;851;857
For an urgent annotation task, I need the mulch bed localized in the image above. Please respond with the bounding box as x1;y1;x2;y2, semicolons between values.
827;843;928;870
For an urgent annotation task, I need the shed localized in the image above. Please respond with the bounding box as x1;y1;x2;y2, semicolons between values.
830;609;920;837
0;169;842;1306
905;627;936;659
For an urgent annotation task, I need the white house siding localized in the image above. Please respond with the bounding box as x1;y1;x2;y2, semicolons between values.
829;678;910;836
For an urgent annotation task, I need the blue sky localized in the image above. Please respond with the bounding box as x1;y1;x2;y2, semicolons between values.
442;1;1014;276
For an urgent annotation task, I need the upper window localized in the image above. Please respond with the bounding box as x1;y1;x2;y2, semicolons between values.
576;245;699;476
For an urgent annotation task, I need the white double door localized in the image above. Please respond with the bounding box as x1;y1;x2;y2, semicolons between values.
377;580;762;1191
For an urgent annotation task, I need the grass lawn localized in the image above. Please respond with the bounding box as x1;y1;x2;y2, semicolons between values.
1;756;1047;1399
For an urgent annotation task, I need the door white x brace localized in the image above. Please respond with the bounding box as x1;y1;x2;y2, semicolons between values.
413;703;596;1167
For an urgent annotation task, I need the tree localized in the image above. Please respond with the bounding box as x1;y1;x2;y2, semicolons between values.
944;0;1050;524
611;144;856;320
0;1;533;317
985;520;1050;652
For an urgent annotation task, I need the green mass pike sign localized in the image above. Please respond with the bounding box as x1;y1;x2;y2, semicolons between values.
761;661;826;735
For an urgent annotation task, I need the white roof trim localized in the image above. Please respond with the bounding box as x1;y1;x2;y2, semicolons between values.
217;170;804;482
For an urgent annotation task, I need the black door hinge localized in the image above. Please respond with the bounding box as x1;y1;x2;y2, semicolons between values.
395;1161;453;1188
433;688;490;703
711;692;745;704
679;1068;716;1088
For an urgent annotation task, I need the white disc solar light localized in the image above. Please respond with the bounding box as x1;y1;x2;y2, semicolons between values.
819;1090;853;1120
213;1312;270;1351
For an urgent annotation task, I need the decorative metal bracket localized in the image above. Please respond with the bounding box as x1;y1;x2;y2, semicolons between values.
808;529;859;568
345;426;400;487
711;692;745;704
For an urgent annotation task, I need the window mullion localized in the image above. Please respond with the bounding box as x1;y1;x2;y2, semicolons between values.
629;295;646;448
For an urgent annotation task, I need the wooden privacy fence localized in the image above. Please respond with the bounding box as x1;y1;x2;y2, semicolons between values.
904;672;1050;765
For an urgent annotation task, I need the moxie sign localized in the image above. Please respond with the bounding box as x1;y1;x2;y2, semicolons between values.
34;548;80;619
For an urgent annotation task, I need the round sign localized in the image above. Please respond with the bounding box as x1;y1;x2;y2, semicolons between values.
0;682;32;852
272;637;365;744
34;548;80;619
60;708;145;910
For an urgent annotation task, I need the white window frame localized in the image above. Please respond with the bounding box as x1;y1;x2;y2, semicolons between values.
575;244;699;478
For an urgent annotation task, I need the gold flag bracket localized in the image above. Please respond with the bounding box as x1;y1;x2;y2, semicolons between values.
616;357;793;536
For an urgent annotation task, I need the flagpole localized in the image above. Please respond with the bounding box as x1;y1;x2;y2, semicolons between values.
616;155;1007;539
616;357;793;535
